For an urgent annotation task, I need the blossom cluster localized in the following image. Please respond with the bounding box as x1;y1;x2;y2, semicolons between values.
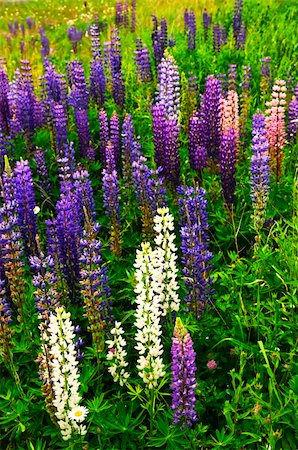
106;321;130;386
39;306;88;440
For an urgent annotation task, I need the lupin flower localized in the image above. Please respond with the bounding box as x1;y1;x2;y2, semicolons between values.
73;167;96;220
250;114;270;231
260;57;272;98
110;111;121;170
233;0;243;41
202;9;212;41
52;103;68;157
99;108;109;165
185;10;196;51
189;113;207;171
132;155;167;238
265;79;286;180
287;94;298;142
151;16;168;67
153;207;180;315
79;219;111;352
30;252;61;322
0;133;13;172
134;39;152;83
38;306;88;440
134;241;165;388
236;24;246;50
170;318;197;428
102;141;122;256
34;148;50;197
0;160;27;325
122;113;141;184
0;68;10;133
90;58;106;107
90;23;101;59
177;186;213;318
14;159;37;254
157;55;180;121
220;128;237;206
228;64;237;91
67;25;83;53
213;23;226;52
200;75;222;161
220;90;240;151
106;321;130;386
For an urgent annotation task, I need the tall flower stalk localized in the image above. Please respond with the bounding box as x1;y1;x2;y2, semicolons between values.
171;318;197;428
38;306;88;441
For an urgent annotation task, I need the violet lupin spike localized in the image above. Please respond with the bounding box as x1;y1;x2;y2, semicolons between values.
188;113;207;172
79;217;111;353
90;58;106;107
99;109;109;165
14;159;37;254
131;0;136;32
0;68;10;133
186;10;196;51
171;318;197;428
102;141;122;256
287;93;298;143
73;166;96;220
177;185;213;318
250;113;270;232
34;148;51;197
132;155;167;238
152;104;166;170
52;103;68;158
110;112;121;170
201;75;222;162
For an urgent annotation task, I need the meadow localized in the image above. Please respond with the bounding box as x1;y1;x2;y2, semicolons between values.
0;0;297;448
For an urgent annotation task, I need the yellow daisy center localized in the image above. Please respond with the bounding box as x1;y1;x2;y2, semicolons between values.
74;410;83;417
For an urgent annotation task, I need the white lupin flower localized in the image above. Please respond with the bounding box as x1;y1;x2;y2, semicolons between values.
153;207;180;315
133;242;165;389
106;321;130;386
39;306;88;441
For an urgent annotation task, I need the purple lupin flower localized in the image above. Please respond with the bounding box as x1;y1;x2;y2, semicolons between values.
213;23;226;52
110;112;121;170
233;0;243;41
90;23;101;59
73;166;96;220
90;58;106;107
189;113;207;171
76;108;95;160
67;25;83;53
30;252;60;321
132;155;167;237
99;109;109;165
0;160;27;325
79;219;111;352
52;103;68;157
185;10;196;51
171;318;197;428
202;9;212;41
14;159;37;254
34;148;51;196
55;186;82;301
201;75;222;161
163;118;180;186
112;70;126;108
39;27;50;58
102;141;122;256
220;128;237;207
287;93;298;143
152;104;166;170
157;55;180;121
228;64;237;91
151;16;168;67
178;185;213;318
260;57;272;98
236;24;246;50
134;39;152;83
122;113;141;184
0;68;10;133
250;114;270;231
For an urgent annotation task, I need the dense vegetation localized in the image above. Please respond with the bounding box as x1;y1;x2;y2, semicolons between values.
0;0;297;448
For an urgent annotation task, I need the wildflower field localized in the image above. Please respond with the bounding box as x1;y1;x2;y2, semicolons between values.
0;0;297;448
